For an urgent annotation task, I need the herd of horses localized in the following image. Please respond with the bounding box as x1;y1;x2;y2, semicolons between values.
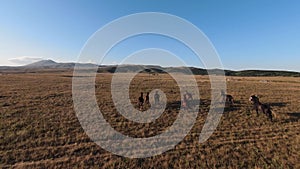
222;92;276;122
136;90;276;122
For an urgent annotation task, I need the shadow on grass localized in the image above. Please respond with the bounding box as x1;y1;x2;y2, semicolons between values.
279;112;300;124
166;101;181;109
223;106;240;112
286;112;300;118
285;112;300;122
223;100;243;112
166;99;203;110
0;95;9;100
268;102;288;107
166;99;252;113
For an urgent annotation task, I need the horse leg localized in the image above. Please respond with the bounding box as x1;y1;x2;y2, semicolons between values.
256;107;259;116
267;109;273;121
261;107;266;115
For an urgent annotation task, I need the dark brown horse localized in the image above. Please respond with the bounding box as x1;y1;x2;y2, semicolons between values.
221;90;234;106
249;95;275;121
138;92;144;110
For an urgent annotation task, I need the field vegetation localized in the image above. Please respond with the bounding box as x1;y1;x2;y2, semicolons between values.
0;71;299;168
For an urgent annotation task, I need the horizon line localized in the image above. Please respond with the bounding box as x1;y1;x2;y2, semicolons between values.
0;59;299;73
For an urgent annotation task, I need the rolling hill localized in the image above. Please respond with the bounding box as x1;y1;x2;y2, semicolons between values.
0;60;299;77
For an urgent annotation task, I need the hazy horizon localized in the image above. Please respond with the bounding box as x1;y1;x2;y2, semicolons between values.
1;58;299;73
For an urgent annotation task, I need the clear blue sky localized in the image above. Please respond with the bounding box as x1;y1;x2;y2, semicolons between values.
0;0;299;71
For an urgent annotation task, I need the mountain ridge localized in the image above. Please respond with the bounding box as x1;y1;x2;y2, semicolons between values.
0;59;299;77
26;59;59;67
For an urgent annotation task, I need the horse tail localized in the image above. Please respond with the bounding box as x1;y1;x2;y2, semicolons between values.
267;104;276;121
272;110;277;119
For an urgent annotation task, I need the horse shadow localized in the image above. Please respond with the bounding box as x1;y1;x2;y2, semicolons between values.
165;99;244;113
165;99;204;111
283;112;300;123
166;101;181;109
268;102;288;107
0;95;8;99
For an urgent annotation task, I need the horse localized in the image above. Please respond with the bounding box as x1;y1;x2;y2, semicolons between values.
249;95;275;121
138;92;144;110
221;90;234;106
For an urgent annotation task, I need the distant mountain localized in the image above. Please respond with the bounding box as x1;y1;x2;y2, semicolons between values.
25;59;59;67
0;60;299;77
23;59;97;69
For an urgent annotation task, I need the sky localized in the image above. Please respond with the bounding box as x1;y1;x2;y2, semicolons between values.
0;0;299;72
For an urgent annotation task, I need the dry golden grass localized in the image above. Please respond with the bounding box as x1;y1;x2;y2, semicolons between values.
0;71;299;168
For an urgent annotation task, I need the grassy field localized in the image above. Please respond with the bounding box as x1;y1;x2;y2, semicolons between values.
0;71;299;168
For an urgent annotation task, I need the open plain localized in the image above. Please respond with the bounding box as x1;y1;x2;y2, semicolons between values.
0;71;299;168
